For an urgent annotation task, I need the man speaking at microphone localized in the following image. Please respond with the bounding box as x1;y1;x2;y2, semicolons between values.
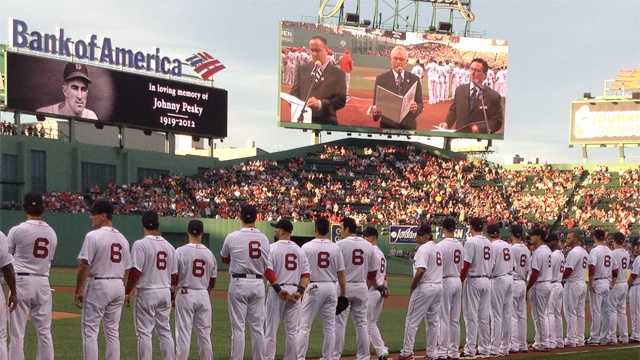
442;58;503;134
290;35;347;125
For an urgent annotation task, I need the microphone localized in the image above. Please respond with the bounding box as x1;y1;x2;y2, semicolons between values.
298;60;323;123
310;60;323;83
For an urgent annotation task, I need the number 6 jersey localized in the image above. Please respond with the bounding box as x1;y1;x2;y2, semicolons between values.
131;235;177;289
7;219;58;276
78;226;131;278
175;243;217;289
221;227;273;276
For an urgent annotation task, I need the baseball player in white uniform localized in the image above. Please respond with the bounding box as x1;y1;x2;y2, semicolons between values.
628;243;640;343
562;230;589;347
297;217;347;360
7;193;58;360
174;220;217;360
587;229;619;345
548;233;565;349
509;224;530;353
526;228;553;351
487;224;513;357
460;218;492;358
363;227;389;359
264;219;310;360
220;204;283;360
426;59;439;104
74;199;132;360
436;217;463;360
333;218;379;360
607;232;631;344
125;210;177;360
399;223;442;359
0;230;17;360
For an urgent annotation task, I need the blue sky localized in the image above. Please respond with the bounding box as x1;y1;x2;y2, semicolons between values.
1;0;639;164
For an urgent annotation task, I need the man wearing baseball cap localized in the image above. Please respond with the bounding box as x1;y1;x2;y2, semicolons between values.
36;62;98;120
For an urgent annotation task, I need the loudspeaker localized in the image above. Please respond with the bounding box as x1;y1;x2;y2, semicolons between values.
345;13;360;24
438;22;452;33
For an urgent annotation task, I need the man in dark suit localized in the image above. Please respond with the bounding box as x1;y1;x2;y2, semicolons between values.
372;46;423;130
443;58;503;134
290;36;347;125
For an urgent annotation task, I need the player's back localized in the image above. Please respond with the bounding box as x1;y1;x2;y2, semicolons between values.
337;236;375;283
550;249;565;282
464;235;492;277
176;243;217;290
419;241;443;283
490;239;513;277
132;235;176;289
8;219;58;276
590;245;615;280
81;226;131;278
270;240;310;285
565;245;588;282
532;244;553;282
438;237;464;277
221;228;271;276
510;243;530;281
371;245;387;286
302;238;344;282
611;248;631;284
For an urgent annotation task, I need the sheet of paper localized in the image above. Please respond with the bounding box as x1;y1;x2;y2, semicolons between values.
375;82;417;124
280;92;312;123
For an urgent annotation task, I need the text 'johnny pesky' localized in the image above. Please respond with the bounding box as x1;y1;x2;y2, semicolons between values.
153;98;204;116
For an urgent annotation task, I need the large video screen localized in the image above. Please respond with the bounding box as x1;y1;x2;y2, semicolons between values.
6;52;227;138
570;100;640;144
278;21;508;139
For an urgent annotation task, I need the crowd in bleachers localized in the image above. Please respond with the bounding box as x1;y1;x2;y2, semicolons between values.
1;144;639;235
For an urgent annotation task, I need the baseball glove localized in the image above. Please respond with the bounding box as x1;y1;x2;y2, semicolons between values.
336;295;349;315
376;285;389;298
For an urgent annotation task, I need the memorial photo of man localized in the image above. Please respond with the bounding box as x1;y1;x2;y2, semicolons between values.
372;46;423;130
37;62;98;120
443;58;503;133
290;36;347;125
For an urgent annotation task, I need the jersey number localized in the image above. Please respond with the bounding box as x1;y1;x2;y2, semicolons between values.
453;249;462;264
604;255;611;268
318;252;330;268
248;241;261;259
285;253;298;270
548;255;552;268
503;248;511;261
110;243;122;263
33;238;49;259
156;251;167;270
380;258;386;273
483;246;491;260
520;254;527;268
621;257;628;270
582;257;588;269
436;251;443;266
192;259;206;277
352;249;364;265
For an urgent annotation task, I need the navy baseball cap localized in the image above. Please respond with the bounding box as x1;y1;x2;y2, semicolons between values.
271;219;293;233
142;210;160;230
188;220;204;236
64;62;91;83
416;223;432;236
23;192;44;214
468;217;484;231
240;204;257;223
510;224;524;238
90;198;113;216
529;228;546;239
487;223;501;236
441;217;456;232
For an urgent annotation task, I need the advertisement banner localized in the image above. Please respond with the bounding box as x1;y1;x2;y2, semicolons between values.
570;100;640;144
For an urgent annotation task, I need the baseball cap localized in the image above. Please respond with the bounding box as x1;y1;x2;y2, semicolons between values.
188;220;204;236
270;219;293;233
510;224;524;238
362;226;378;237
64;62;91;83
592;228;606;241
141;210;160;230
89;198;113;216
529;228;546;239
486;223;501;236
23;192;44;214
468;217;484;231
611;232;626;244
416;223;432;236
240;204;257;223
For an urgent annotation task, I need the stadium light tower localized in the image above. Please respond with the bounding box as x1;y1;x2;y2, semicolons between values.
318;0;476;35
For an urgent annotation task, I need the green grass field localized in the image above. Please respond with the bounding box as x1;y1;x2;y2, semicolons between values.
18;269;638;359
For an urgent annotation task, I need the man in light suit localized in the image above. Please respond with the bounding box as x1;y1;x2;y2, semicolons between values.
372;46;423;130
442;58;503;134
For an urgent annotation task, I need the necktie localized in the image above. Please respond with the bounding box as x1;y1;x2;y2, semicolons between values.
470;87;479;108
396;72;403;93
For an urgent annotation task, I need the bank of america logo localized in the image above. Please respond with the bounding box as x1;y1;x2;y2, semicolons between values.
186;52;226;80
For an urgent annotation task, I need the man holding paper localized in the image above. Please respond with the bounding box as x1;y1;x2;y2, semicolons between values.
442;58;503;134
372;46;423;130
289;36;347;125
